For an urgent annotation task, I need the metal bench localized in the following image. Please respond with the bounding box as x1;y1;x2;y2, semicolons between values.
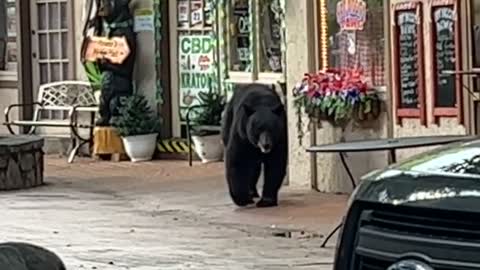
3;81;99;163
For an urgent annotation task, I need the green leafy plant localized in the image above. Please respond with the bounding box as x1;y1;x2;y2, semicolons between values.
190;89;226;136
110;94;162;137
83;61;102;92
192;89;226;126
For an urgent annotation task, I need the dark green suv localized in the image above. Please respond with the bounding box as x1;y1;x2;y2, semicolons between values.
334;139;480;270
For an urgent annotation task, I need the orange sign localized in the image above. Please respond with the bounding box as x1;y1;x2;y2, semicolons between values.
84;36;131;64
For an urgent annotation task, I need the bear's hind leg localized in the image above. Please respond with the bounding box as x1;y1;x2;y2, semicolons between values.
249;162;261;198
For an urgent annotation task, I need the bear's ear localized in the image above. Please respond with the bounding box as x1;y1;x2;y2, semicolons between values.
243;104;255;116
272;104;284;115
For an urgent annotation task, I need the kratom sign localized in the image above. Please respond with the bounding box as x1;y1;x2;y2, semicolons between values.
84;36;131;64
178;34;215;120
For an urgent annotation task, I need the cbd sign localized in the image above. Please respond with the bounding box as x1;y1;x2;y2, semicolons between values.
180;36;213;54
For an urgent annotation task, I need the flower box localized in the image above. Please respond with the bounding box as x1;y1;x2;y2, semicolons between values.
293;69;381;142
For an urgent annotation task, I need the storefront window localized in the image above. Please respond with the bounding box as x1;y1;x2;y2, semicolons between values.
228;0;251;72
0;0;16;72
226;0;284;75
325;0;385;87
258;0;283;73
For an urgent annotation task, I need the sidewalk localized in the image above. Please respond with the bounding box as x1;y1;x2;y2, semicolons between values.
0;157;348;270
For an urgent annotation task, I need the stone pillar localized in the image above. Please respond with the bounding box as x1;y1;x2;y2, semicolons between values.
285;0;316;189
285;1;390;193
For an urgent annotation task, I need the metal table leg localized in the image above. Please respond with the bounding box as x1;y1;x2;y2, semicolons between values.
339;152;356;189
321;152;356;248
321;223;342;248
389;149;397;164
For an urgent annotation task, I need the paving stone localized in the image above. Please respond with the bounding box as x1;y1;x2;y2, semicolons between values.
0;157;346;269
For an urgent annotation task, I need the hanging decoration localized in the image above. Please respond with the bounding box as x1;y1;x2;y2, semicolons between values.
293;69;381;144
336;0;367;31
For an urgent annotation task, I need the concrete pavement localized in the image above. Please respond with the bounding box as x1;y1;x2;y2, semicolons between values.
0;157;348;269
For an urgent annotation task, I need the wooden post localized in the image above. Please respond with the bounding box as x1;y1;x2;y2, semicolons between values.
93;127;128;161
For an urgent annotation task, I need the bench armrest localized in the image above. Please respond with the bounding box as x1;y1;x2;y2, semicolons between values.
4;102;43;123
69;105;99;126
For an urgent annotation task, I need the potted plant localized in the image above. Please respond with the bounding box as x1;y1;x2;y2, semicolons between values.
110;94;161;162
189;89;226;163
293;69;381;144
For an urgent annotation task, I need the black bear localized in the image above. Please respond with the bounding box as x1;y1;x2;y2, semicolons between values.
222;83;287;208
0;242;66;270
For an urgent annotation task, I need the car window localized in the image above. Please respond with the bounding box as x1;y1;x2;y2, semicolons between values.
397;147;480;177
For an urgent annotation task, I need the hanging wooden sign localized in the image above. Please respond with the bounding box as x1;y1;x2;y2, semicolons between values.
83;36;131;64
336;0;367;31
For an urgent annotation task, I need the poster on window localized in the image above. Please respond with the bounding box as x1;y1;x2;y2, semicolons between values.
178;0;189;28
178;34;215;120
204;0;213;27
190;0;203;27
336;0;367;31
232;0;251;69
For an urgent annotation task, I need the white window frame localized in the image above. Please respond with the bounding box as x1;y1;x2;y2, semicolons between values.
224;0;285;84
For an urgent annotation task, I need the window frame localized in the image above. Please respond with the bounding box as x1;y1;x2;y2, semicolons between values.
391;1;427;126
224;0;285;84
430;0;463;124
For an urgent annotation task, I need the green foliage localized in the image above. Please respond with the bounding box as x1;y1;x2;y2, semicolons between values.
192;89;226;127
83;61;102;92
110;94;162;137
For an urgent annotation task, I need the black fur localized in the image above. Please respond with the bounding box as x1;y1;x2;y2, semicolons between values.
96;0;137;126
0;242;66;270
222;84;287;208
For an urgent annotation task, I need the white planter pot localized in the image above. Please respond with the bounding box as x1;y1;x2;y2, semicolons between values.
192;134;224;163
94;91;101;104
122;133;158;162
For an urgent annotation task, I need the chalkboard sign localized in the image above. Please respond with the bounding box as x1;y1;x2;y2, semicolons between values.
396;10;419;108
433;6;456;107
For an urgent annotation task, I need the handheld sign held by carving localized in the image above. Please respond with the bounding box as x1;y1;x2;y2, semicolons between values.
84;36;131;64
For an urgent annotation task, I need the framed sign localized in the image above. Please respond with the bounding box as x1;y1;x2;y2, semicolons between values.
430;0;462;124
391;1;426;125
178;34;215;120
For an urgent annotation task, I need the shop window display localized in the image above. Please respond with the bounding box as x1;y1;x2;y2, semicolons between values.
325;0;385;87
0;0;16;72
228;0;251;72
258;0;283;73
227;0;284;74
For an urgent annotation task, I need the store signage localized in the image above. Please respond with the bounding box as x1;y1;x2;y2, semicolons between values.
83;36;130;64
178;35;215;119
336;0;367;31
134;9;154;32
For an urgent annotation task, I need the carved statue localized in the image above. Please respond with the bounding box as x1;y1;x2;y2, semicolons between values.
81;0;137;126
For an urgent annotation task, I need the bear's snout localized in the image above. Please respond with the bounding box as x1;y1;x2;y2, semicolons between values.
257;132;272;154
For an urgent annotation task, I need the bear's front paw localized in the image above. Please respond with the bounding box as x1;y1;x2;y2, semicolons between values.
249;189;260;198
256;198;278;208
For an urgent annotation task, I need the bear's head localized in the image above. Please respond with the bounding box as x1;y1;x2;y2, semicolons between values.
243;104;284;154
